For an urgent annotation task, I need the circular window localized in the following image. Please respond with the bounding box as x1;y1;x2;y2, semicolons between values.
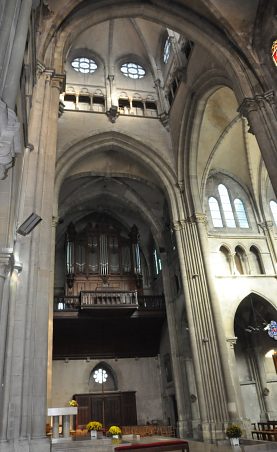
120;62;146;79
93;368;108;384
71;57;97;74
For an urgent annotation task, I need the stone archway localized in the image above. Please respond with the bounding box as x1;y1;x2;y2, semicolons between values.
234;293;277;422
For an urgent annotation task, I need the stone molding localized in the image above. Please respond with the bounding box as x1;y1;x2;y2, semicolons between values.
0;99;21;180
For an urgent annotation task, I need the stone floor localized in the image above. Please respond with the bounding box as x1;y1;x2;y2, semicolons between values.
187;439;277;452
50;437;277;452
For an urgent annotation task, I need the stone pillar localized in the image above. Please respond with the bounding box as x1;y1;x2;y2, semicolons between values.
238;91;277;196
154;79;169;127
0;249;13;419
0;0;19;96
0;68;64;451
226;337;245;420
2;0;33;110
194;214;241;421
259;221;277;273
173;215;239;441
160;252;192;438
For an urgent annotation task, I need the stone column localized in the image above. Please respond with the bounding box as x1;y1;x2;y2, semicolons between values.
154;79;169;127
2;0;33;110
238;91;277;196
160;252;192;438
259;221;277;273
194;214;241;421
173;215;239;441
0;0;20;95
226;337;245;420
0;249;13;422
0;68;64;451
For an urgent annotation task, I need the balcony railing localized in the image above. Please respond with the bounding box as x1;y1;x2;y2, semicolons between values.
54;292;165;312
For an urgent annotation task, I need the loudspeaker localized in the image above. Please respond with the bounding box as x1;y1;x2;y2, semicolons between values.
17;213;42;236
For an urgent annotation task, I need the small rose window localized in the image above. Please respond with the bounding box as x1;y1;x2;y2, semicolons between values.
71;57;98;74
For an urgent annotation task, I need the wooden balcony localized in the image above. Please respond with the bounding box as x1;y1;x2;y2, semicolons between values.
53;292;165;318
53;292;166;358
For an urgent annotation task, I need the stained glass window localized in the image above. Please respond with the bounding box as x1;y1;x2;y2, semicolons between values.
272;40;277;67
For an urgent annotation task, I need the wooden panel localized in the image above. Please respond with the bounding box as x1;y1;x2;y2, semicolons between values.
74;394;90;428
74;392;136;427
121;392;137;425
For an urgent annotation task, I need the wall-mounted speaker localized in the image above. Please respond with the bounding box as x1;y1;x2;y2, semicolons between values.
17;213;42;236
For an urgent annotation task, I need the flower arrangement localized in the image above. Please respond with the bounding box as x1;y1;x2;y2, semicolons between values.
86;421;103;432
68;399;78;407
108;425;122;436
226;424;242;438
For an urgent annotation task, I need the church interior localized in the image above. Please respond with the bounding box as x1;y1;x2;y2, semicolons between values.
0;1;277;451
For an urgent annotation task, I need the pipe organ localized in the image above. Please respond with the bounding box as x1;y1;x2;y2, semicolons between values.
65;221;143;295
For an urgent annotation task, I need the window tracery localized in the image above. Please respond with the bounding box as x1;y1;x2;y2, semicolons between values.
120;62;146;79
71;57;98;74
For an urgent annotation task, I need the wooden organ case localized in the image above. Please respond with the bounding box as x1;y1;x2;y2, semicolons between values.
65;220;143;296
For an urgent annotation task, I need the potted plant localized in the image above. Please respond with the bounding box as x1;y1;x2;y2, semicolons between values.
108;425;122;439
68;399;78;407
86;421;103;439
226;424;242;446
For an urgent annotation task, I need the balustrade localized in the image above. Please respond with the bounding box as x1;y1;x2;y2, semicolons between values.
54;293;165;312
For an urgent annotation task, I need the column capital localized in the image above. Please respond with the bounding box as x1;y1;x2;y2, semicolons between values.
192;213;208;225
0;248;13;278
51;73;66;93
238;90;276;118
154;78;162;88
226;337;237;349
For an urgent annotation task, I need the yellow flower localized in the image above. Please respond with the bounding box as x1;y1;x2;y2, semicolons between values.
108;425;122;435
68;400;78;407
86;421;103;431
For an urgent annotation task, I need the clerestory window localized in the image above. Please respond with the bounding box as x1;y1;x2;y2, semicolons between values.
163;36;171;64
208;183;250;230
270;200;277;226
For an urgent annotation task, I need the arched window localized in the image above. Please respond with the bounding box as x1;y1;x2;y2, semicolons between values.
270;200;277;226
249;246;264;274
218;184;236;228
234;246;247;275
219;246;231;274
234;199;249;228
89;363;117;392
163;36;171;64
208;197;223;227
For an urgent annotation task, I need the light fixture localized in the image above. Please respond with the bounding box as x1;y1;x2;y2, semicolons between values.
16;213;42;236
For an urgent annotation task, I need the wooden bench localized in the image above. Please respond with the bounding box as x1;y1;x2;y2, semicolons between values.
114;439;189;451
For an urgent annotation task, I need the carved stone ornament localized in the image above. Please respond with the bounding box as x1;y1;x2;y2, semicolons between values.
226;337;237;349
0;99;21;179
